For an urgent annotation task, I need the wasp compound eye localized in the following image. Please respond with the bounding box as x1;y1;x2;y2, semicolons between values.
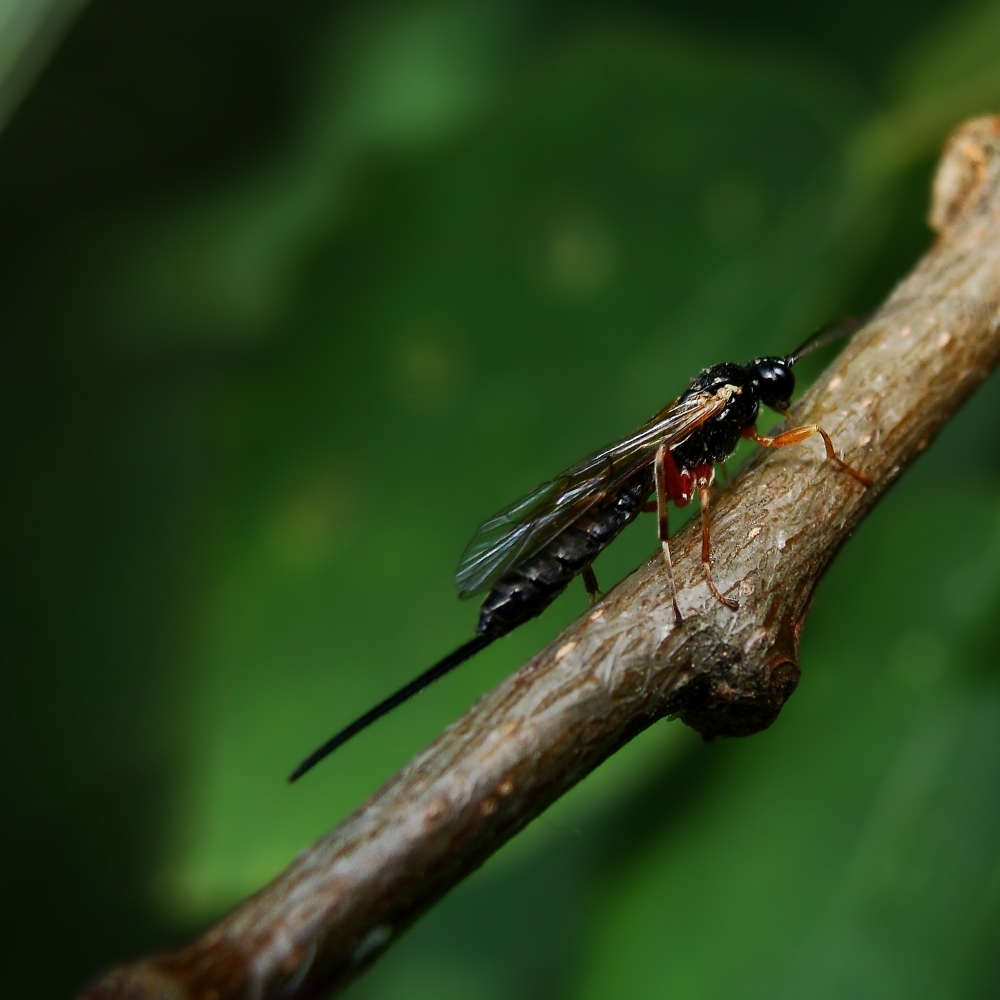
749;357;794;412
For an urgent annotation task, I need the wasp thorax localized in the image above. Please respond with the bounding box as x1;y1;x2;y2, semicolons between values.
748;357;794;412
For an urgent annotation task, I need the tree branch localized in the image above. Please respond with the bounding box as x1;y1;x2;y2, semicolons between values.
83;115;1000;1000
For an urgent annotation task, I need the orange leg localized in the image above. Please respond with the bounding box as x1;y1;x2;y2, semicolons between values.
654;444;683;623
696;467;738;611
743;424;871;486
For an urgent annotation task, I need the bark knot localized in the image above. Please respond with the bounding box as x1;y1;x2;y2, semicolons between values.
677;644;800;739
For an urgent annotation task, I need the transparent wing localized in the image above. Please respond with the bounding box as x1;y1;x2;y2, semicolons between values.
454;390;726;597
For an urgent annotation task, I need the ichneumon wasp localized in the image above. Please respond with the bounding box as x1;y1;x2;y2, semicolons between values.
290;320;870;780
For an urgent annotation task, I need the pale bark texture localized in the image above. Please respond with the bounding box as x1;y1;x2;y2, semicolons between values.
83;115;1000;1000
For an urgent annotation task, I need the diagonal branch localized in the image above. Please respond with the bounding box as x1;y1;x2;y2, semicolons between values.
83;115;1000;1000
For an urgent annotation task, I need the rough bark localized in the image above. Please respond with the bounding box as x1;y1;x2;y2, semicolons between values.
83;115;1000;1000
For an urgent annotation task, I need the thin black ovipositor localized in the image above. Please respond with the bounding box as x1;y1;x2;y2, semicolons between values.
288;635;494;781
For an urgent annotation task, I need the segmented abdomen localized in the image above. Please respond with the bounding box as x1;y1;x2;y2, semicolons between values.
476;468;654;637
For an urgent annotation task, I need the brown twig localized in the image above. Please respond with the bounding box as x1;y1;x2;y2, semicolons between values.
83;116;1000;1000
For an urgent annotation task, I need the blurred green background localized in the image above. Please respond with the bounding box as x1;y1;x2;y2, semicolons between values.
6;0;1000;997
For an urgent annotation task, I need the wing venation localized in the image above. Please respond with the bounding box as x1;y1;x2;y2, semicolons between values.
454;390;724;597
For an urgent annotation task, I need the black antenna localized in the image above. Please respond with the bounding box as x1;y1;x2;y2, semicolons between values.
785;315;863;367
289;633;496;781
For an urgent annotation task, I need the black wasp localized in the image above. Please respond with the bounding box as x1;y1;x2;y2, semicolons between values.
290;323;870;780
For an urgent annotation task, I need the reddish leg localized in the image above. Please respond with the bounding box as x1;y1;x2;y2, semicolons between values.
695;464;738;611
743;424;872;486
644;453;692;512
654;444;683;623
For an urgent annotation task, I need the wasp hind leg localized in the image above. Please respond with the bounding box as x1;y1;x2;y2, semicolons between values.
697;467;739;611
744;424;871;486
654;444;683;623
582;565;601;604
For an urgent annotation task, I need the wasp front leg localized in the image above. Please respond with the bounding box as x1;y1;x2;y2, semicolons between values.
743;424;871;486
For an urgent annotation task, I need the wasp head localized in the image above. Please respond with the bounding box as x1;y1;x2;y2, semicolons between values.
747;357;794;412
